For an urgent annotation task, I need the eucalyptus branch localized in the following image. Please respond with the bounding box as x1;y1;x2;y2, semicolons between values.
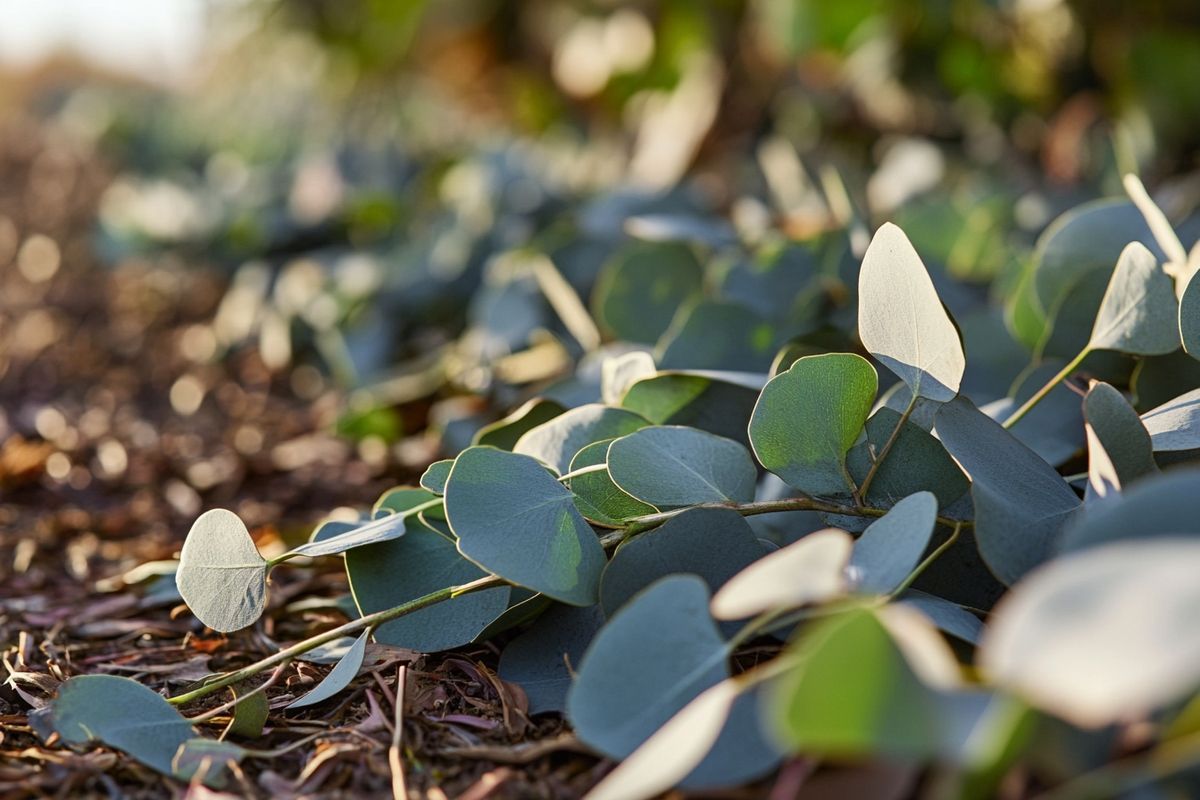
1002;350;1088;429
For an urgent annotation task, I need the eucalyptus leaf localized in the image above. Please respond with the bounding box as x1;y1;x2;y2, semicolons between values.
225;683;268;738
749;353;877;497
848;492;938;595
981;538;1200;727
176;509;268;633
1082;382;1156;500
568;575;780;788
600;351;657;405
656;300;777;373
592;242;704;344
846;410;968;508
709;528;852;620
445;446;605;605
567;439;654;525
935;397;1080;584
620;370;763;445
497;603;606;714
1060;468;1200;553
172;739;245;783
419;459;454;494
1180;268;1200;358
473;397;566;451
513;403;649;473
766;608;944;759
1086;242;1179;355
897;590;983;644
284;512;407;559
607;426;757;508
286;629;368;709
49;675;211;783
601;508;769;621
1140;387;1200;451
858;222;965;401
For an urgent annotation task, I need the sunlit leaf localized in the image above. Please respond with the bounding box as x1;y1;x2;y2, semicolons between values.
749;353;877;497
176;509;268;633
419;459;454;494
621;370;763;445
473;397;566;451
710;528;852;620
568;439;654;525
858;222;964;401
513;403;649;473
445;446;605;605
982;538;1200;727
1140;386;1200;451
1086;242;1179;355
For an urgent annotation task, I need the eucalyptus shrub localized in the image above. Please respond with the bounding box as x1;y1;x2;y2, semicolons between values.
37;176;1200;797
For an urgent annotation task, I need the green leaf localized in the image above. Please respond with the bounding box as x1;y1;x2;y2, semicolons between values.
348;528;508;652
767;608;944;758
176;509;268;633
601;508;769;620
981;538;1200;727
857;222;965;401
497;603;606;714
225;683;268;738
846;410;968;508
49;675;214;784
621;370;763;446
1140;387;1200;451
567;440;654;525
1180;268;1200;358
1060;468;1200;553
1086;242;1179;355
419;459;454;494
710;528;852;620
749;353;877;496
445;446;606;605
286;630;368;709
374;487;438;518
601;351;657;405
591;242;704;344
935;397;1080;585
513;403;649;473
1082;382;1156;499
656;300;777;373
607;426;758;508
848;492;938;595
568;576;780;788
473;397;566;451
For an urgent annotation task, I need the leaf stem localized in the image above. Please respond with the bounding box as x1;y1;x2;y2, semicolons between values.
266;498;445;566
858;393;918;498
619;498;967;537
1002;350;1088;430
168;575;504;706
889;522;962;597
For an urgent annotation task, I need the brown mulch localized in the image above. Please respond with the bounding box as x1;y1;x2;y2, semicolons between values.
0;116;608;799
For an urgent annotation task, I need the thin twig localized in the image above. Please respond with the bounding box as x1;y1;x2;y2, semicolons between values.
389;664;408;800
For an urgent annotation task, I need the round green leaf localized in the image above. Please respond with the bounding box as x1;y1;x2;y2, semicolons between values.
445;446;606;605
620;370;763;446
50;675;201;781
848;492;938;595
710;528;852;620
935;397;1080;585
749;353;877;497
608;426;757;508
568;439;654;525
513;403;649;473
176;509;268;633
1086;242;1179;355
286;629;369;709
858;222;965;401
591;242;704;344
981;538;1200;727
498;603;606;714
1083;382;1156;499
766;608;943;759
601;508;769;620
